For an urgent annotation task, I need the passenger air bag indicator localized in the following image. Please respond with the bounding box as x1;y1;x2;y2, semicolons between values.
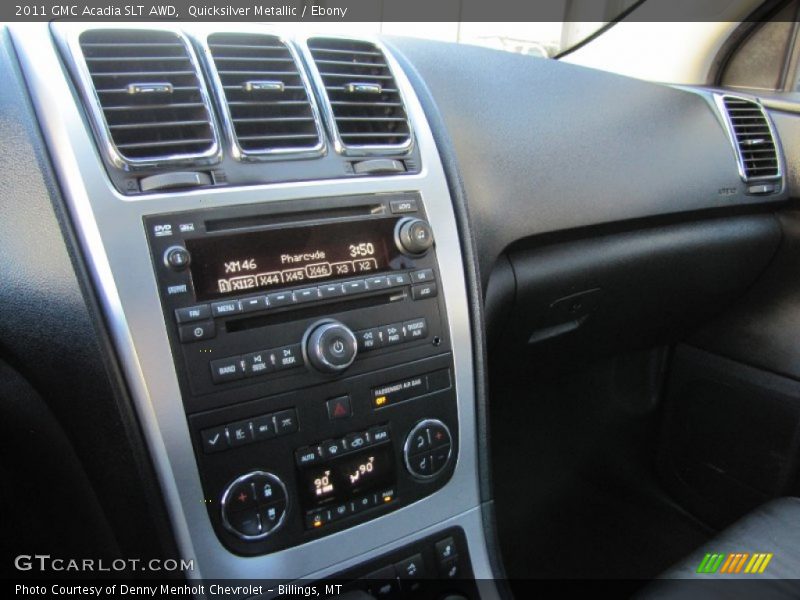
372;369;451;408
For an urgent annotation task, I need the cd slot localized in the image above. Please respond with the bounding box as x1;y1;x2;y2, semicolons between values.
205;204;385;233
225;291;400;333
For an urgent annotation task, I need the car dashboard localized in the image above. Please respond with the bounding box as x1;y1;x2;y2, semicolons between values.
1;17;796;598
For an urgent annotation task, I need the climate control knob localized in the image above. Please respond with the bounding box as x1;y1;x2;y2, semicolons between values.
395;217;434;256
304;319;358;374
404;419;453;480
220;471;288;541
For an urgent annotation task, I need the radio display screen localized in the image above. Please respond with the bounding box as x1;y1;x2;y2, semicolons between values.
186;219;404;301
298;444;395;509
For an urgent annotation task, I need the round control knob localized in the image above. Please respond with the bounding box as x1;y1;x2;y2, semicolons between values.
304;319;358;374
395;217;434;256
163;245;190;271
404;419;453;480
220;471;288;541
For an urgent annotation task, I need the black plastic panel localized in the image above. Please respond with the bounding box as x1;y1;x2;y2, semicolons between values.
388;37;789;282
501;215;781;374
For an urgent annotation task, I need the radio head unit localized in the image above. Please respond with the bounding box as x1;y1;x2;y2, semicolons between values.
145;192;459;556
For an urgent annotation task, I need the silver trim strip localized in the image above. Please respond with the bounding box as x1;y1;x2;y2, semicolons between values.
10;23;488;585
713;93;784;184
195;28;327;162
299;35;415;158
51;23;222;172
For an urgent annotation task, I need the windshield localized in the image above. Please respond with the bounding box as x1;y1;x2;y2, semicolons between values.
282;8;640;59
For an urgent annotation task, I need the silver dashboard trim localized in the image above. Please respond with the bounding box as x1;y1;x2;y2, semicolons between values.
51;23;222;172
11;23;492;591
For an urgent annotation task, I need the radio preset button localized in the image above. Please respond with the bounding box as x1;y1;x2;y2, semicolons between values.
209;356;243;383
412;283;438;301
179;320;216;343
295;287;321;303
318;283;346;298
175;304;211;323
387;273;411;287
365;275;390;290
241;296;268;313
267;291;296;307
342;279;367;295
211;299;242;317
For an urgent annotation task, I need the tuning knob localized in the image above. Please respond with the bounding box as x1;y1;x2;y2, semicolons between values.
395;218;434;256
304;319;358;374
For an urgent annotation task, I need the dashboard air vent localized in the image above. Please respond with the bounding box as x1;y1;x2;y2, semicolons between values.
721;96;780;181
207;33;323;157
78;29;217;165
306;38;412;153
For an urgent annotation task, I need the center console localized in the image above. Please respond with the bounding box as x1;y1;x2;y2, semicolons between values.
12;23;495;592
146;192;459;555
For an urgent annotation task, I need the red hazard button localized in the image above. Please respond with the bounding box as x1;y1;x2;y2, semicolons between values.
326;395;352;420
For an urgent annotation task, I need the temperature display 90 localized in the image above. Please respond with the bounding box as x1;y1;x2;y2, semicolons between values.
299;444;395;509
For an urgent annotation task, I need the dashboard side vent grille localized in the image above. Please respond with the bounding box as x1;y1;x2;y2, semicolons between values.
78;29;217;165
207;33;323;157
722;96;780;181
306;38;412;153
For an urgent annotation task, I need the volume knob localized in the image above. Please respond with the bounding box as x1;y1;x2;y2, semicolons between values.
304;319;358;374
395;217;434;256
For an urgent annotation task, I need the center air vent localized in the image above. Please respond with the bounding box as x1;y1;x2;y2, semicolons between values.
77;29;218;167
306;38;412;154
721;96;780;181
207;33;323;159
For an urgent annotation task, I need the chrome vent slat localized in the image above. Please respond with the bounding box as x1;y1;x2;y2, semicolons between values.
77;29;217;164
721;96;780;182
207;32;322;156
307;37;412;153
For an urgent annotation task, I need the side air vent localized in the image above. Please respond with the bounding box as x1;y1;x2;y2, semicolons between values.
721;96;780;181
306;38;412;154
77;29;218;167
206;33;323;159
